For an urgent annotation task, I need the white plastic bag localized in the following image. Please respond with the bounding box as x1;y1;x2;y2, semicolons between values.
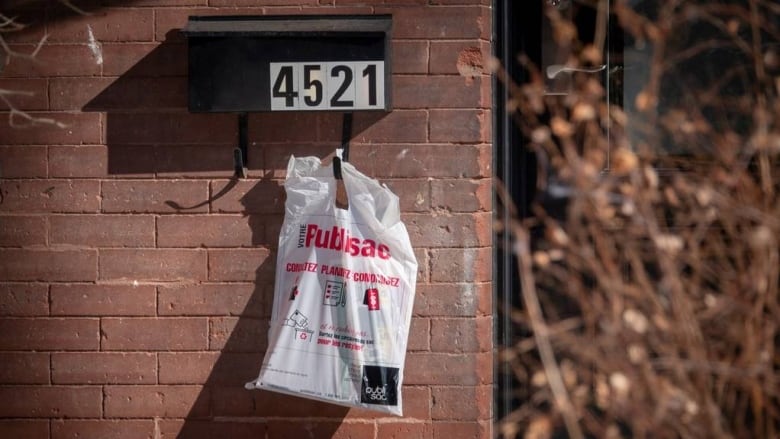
245;155;418;416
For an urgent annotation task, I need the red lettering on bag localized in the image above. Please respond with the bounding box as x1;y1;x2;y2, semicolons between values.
304;224;390;260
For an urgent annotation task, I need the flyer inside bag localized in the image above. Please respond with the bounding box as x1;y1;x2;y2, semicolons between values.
245;155;418;416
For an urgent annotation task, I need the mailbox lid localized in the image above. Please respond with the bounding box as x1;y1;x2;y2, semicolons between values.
182;14;392;37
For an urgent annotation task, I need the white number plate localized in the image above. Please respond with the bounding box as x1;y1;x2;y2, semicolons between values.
269;61;385;111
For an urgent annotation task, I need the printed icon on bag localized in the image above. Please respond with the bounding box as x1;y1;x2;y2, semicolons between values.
323;280;347;307
360;365;399;406
283;309;309;329
283;310;313;342
288;276;300;301
363;288;380;311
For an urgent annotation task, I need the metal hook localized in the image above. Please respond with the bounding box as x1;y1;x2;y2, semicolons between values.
234;112;248;178
334;112;353;180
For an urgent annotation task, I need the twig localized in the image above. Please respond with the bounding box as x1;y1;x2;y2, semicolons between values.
513;222;585;439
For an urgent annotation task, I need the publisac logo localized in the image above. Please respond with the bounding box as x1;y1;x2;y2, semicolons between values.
360;365;398;406
303;224;391;259
364;384;388;401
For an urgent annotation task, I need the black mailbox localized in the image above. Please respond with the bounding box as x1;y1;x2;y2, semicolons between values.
182;15;393;113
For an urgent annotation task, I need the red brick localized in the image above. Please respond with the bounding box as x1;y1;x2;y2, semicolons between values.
403;212;491;247
0;283;49;316
0;420;48;438
267;421;374;439
332;0;426;3
213;387;349;417
431;317;491;353
54;77;187;111
379;6;484;39
0;353;49;384
48;145;107;178
404;352;481;385
158;352;263;385
262;215;285;246
50;283;156;316
0;386;101;418
209;316;268;352
431;178;491;212
376;423;432;438
101;180;210;213
103;145;155;178
51;420;155;439
106;112;235;145
104;385;209;418
432;421;491;439
394;76;483;109
0;215;47;246
210;179;285;214
322;144;490;178
158;352;218;384
383;179;430;212
154;144;238;178
101;317;208;350
2;44;102;77
0;180;100;213
101;42;187;77
430;109;490;143
0;318;98;350
49;77;112;110
0;146;47;177
430;41;490;76
48;8;154;42
52;352;156;384
207;249;273;282
102;0;206;5
346;386;431;420
416;247;429;283
0;249;97;281
321;110;428;143
0;78;48;110
408;317;430;351
393;41;429;74
431;0;491;3
154;8;235;42
102;42;151;75
264;6;375;14
8;112;103;144
100;249;206;282
430;247;492;282
249;112;328;143
157;420;266;439
50;214;155;247
211;0;316;5
432;385;492;420
157;215;253;248
158;283;264;316
415;283;491;317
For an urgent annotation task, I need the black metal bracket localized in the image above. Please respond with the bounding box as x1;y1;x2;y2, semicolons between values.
333;112;353;180
234;112;248;178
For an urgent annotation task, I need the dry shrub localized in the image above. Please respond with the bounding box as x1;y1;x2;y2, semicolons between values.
496;1;779;438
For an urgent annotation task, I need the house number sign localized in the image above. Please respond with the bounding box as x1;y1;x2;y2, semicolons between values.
270;62;385;111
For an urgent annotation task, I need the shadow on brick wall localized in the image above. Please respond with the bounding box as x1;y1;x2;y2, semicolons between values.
83;31;237;176
83;31;389;178
82;29;369;439
167;181;350;438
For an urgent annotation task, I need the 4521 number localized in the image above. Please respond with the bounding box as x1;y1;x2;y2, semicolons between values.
269;61;385;111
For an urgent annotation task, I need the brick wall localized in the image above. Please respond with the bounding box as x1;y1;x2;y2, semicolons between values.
0;1;492;437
